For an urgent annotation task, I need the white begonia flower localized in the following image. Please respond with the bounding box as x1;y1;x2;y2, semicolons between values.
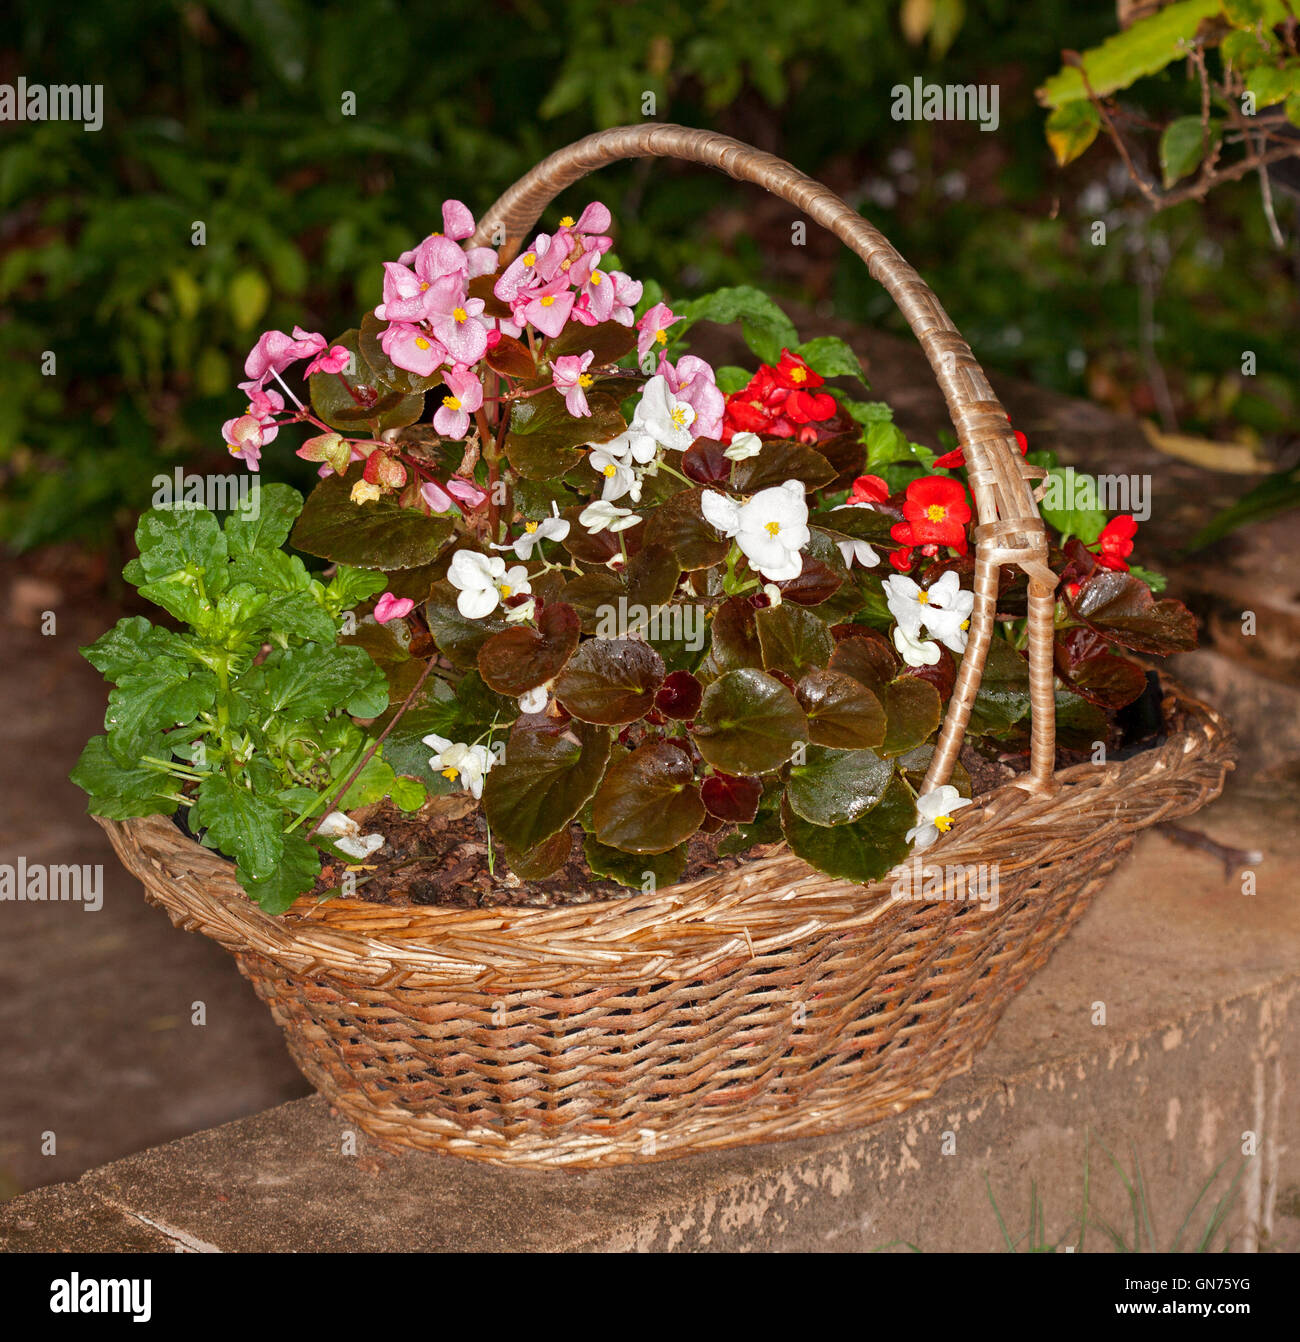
893;623;941;667
422;734;495;800
601;375;696;463
883;569;974;653
315;810;386;862
701;478;810;583
517;684;550;715
504;596;536;623
498;503;568;560
589;447;642;503
580;500;640;534
762;583;783;607
724;431;762;462
447;550;531;620
836;537;880;569
905;785;972;851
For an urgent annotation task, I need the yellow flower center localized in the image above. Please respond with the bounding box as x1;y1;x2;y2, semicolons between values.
590;270;604;285
578;373;593;388
934;814;953;834
765;520;781;537
559;215;575;227
603;464;617;477
500;584;513;598
245;403;254;414
441;766;459;781
443;395;461;410
561;258;572;271
525;521;539;533
227;443;241;456
655;329;667;345
414;337;431;350
926;503;948;522
523;252;536;267
961;618;970;630
419;281;430;291
540;295;556;307
452;306;467;323
669;406;689;428
917;591;930;604
790;367;807;383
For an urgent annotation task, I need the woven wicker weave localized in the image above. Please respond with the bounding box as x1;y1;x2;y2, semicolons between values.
97;127;1235;1167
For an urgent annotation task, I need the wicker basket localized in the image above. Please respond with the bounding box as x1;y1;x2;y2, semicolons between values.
96;126;1235;1168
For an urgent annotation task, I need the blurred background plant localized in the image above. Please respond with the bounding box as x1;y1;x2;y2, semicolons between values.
2;0;1295;562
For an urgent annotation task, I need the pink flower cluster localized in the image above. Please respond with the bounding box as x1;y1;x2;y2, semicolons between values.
376;201;500;379
493;203;642;336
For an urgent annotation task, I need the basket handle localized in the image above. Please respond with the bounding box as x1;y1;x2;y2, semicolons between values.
472;124;1060;796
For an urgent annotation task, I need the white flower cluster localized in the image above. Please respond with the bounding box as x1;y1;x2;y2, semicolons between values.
882;570;974;666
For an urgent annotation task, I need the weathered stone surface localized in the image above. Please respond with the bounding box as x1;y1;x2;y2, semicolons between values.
0;1182;173;1253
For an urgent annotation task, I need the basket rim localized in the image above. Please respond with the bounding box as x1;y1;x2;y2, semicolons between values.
95;677;1234;989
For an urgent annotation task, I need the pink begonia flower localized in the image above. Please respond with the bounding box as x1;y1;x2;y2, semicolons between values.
573;201;612;234
636;302;678;362
446;476;488;508
421;479;454;512
433;365;485;438
374;593;415;624
570;264;616;325
222;414;265;470
465;246;499;279
494;235;553;305
439;200;475;241
242;326;327;388
229;386;284;446
607;271;643;327
304;344;350;377
380;322;447;378
380;235;469;322
660;354;725;441
552;351;596;417
515;274;574;338
424;277;489;365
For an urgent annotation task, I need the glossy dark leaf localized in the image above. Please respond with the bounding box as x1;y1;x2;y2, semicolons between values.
780;774;914;883
504;828;572;880
505;388;625;480
592;741;705;854
681;438;731;485
774;556;842;606
655;669;703;721
1072;571;1197;655
1054;627;1148;710
643;487;730;570
292;473;454;570
965;637;1033;734
477;602;581;696
692;668;807;775
583;833;687;890
482;720;611;851
756;602;834;677
484;333;536;380
545;319;637;365
731;440;836;493
553;638;665;724
795;668;887;749
700;771;763;823
710;596;764;672
309;329;424;432
880;677;943;757
828;631;898;694
786;745;893;826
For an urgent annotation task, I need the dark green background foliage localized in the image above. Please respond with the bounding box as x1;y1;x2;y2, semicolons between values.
2;0;1294;553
